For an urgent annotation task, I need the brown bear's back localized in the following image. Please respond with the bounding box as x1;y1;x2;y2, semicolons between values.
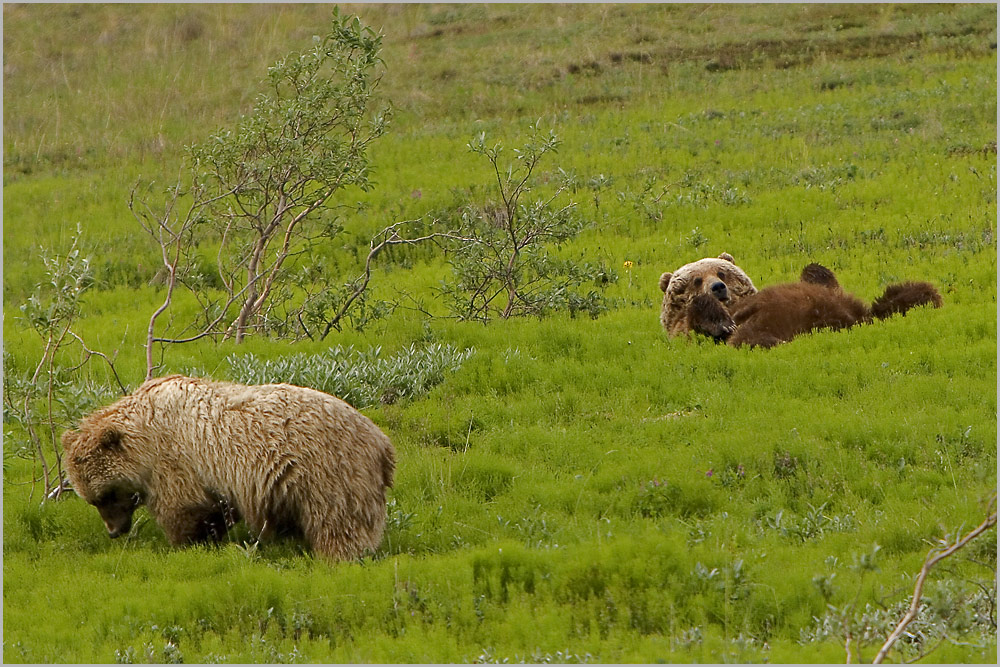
728;283;869;348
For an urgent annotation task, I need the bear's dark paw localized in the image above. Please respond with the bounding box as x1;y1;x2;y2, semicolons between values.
715;322;738;343
689;293;737;342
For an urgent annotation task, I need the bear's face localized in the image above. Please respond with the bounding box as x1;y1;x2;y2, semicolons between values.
63;424;145;539
659;252;757;336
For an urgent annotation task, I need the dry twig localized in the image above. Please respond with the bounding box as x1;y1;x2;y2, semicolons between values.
872;499;998;664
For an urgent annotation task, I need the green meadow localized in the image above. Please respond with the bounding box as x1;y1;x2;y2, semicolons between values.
3;4;996;663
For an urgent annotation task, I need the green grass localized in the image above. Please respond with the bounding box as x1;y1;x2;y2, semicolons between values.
3;3;997;663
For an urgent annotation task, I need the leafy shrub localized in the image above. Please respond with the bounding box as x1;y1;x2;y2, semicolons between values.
800;578;997;660
131;9;408;351
764;502;857;542
440;124;617;322
5;228;125;497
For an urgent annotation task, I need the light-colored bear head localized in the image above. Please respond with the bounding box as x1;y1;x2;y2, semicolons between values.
63;411;147;539
658;252;757;336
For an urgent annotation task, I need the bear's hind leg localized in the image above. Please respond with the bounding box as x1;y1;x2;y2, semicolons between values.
308;529;362;562
297;496;383;562
870;282;942;319
300;514;376;561
800;263;841;290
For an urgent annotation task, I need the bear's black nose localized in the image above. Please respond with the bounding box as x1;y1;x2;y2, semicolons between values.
106;517;132;538
711;281;729;301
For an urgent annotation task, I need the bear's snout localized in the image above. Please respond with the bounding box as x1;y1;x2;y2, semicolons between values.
96;491;139;539
106;520;131;539
710;281;729;301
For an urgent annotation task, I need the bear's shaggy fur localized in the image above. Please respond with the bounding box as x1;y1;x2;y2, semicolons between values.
63;375;396;561
659;255;942;348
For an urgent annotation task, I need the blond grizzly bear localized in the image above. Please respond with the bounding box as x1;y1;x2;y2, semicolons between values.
659;254;942;348
63;375;395;561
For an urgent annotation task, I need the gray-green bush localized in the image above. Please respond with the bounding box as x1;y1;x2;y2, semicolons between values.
221;343;475;408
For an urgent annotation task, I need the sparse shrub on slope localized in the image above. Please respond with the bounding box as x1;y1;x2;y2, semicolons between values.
441;124;617;322
4;228;124;499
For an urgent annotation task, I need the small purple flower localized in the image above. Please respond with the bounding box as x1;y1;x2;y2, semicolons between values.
705;469;714;478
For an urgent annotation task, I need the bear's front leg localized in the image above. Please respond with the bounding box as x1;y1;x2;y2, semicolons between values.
154;502;240;545
148;482;239;545
151;505;209;545
688;293;736;342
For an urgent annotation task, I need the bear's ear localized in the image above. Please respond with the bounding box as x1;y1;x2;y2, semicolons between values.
98;428;125;452
718;252;735;263
659;272;673;292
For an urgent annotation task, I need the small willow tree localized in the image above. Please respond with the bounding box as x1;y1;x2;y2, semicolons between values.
191;10;388;343
132;9;393;368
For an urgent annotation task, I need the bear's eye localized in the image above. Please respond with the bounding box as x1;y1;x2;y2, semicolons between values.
693;277;703;288
717;270;726;279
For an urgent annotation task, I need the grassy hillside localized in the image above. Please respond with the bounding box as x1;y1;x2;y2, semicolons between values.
3;3;996;663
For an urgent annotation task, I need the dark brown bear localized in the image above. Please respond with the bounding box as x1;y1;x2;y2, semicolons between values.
661;257;942;348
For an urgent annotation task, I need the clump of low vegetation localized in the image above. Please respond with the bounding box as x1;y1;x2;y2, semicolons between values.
222;343;475;408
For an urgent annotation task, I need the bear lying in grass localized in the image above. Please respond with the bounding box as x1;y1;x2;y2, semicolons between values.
63;375;396;561
658;253;942;348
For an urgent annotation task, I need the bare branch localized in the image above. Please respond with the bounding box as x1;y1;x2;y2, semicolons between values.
244;189;335;326
319;220;475;339
873;499;998;664
47;478;73;501
65;330;127;395
131;177;243;378
25;332;57;499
